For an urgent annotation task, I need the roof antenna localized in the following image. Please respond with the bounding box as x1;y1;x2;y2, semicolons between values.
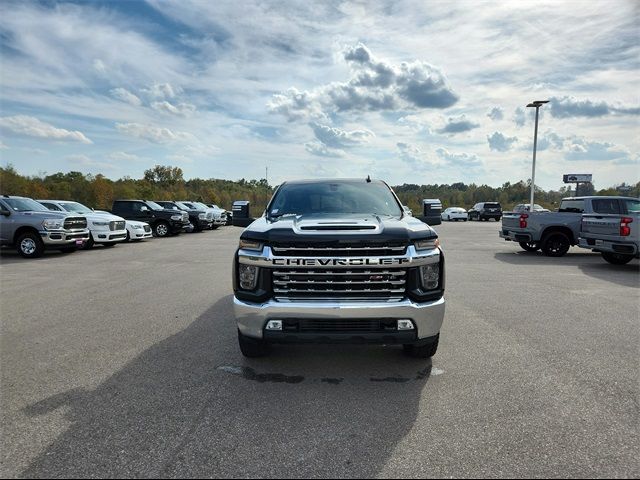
366;175;371;183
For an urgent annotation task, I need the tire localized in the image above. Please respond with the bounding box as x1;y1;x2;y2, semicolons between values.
16;232;45;259
601;252;634;265
102;243;116;248
541;232;571;257
238;330;270;358
447;215;451;221
83;234;95;249
125;231;131;242
211;225;219;230
153;221;170;237
519;241;540;252
403;334;439;359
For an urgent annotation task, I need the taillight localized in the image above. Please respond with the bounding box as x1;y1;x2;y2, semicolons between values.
519;214;528;229
620;217;633;236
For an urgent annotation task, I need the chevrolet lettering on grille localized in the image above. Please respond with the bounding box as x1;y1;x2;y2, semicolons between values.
272;257;411;267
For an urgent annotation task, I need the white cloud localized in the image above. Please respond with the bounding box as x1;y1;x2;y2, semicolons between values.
0;140;8;149
397;142;439;168
151;100;197;117
66;154;114;170
269;43;458;121
487;107;504;121
142;83;182;100
437;115;479;135
0;115;92;144
436;147;482;168
110;88;142;106
487;132;518;152
310;122;374;149
108;151;144;162
549;96;640;118
115;122;193;144
305;141;344;157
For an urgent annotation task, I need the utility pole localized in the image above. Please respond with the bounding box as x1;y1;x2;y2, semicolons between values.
526;100;549;211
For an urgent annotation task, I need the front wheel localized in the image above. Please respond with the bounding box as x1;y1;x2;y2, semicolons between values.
16;232;45;258
403;334;439;359
601;252;634;265
238;330;270;357
153;221;170;237
541;232;571;257
519;241;540;252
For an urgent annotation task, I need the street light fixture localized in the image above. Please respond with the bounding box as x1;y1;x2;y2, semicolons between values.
526;100;549;212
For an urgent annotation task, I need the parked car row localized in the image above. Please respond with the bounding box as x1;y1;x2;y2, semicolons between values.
0;195;229;259
500;195;639;264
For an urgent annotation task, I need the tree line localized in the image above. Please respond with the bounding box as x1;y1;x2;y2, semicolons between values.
1;164;637;214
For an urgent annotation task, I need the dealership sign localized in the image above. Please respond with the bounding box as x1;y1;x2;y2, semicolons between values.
563;174;592;183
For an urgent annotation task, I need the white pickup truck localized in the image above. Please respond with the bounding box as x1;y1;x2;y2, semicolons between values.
578;200;639;264
500;196;639;257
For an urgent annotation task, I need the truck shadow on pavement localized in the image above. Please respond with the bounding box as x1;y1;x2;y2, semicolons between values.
493;251;639;288
21;295;435;478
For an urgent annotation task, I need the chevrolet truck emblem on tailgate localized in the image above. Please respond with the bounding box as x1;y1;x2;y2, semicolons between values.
272;258;411;266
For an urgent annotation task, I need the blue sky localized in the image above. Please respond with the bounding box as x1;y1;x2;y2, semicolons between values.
0;0;638;190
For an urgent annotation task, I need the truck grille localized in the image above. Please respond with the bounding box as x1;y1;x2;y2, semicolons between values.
109;221;126;231
143;225;151;233
271;244;407;257
63;217;87;229
296;319;397;333
273;269;407;300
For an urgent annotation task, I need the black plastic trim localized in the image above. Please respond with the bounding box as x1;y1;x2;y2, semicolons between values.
233;251;274;303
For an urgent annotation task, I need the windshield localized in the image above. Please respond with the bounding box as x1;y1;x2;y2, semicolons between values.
159;202;180;210
268;181;402;218
60;202;92;214
3;198;49;212
146;201;165;211
175;202;192;210
194;202;210;210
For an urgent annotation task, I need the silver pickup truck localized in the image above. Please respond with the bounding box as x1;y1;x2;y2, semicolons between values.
500;196;639;257
578;201;639;264
0;195;90;258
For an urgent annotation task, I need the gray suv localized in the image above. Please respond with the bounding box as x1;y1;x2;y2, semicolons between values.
0;195;90;258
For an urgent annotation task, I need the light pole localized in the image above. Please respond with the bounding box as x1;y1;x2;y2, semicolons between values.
526;100;549;211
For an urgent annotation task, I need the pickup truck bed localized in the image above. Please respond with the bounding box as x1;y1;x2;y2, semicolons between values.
578;213;639;264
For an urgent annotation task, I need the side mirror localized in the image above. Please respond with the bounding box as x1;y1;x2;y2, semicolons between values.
0;210;10;217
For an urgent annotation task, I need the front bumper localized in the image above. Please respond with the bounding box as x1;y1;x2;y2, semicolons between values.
213;218;226;226
92;229;127;243
234;296;445;341
41;229;90;247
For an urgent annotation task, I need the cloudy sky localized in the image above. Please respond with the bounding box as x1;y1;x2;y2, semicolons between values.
0;0;638;190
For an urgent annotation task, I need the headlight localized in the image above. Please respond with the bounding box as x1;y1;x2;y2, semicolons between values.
42;219;63;230
414;238;440;251
170;214;182;221
239;239;263;251
238;264;259;290
419;263;440;290
92;221;109;226
132;224;144;229
198;213;206;219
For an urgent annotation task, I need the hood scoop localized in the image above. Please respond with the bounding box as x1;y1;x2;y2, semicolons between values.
293;215;382;234
300;224;376;231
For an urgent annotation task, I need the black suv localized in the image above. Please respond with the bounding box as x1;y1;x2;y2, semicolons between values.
111;200;192;237
468;202;502;221
155;201;212;232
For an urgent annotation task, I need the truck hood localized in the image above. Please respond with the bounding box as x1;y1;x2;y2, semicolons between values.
241;213;437;244
20;211;78;219
81;212;125;222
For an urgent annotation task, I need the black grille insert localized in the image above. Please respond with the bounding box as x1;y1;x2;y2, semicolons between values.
63;217;87;229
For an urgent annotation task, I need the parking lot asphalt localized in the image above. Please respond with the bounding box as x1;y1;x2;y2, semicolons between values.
1;221;638;478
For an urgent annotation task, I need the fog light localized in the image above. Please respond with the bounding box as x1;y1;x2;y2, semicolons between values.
266;320;283;331
419;263;439;290
397;320;414;331
239;264;259;290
